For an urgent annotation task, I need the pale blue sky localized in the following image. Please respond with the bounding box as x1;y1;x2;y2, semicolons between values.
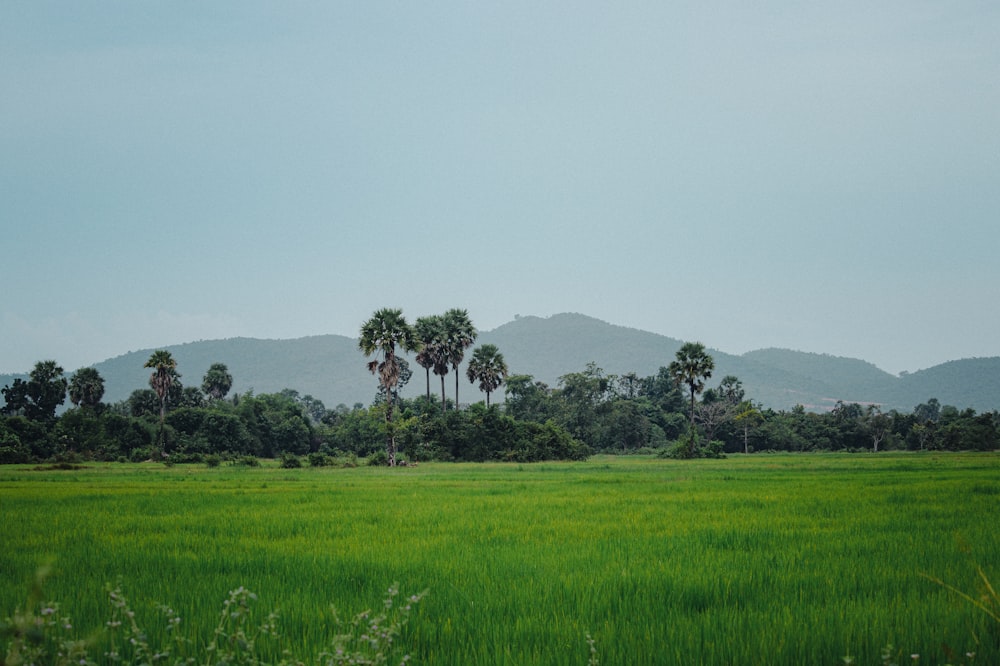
2;2;998;376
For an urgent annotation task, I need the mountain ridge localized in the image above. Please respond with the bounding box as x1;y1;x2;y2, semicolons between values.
2;313;998;413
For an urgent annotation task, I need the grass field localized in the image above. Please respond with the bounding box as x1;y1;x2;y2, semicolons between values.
2;453;998;665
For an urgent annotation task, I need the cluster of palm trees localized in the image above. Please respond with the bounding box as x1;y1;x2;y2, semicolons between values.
359;307;508;466
143;351;234;456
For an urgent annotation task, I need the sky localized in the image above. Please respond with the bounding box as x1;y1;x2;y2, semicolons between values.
2;2;998;377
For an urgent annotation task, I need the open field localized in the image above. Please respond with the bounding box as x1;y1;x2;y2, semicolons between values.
2;453;999;665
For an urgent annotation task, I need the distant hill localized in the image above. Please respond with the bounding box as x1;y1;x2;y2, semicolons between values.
2;313;999;413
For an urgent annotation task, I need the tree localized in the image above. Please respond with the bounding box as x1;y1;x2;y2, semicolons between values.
695;399;731;445
465;344;508;407
865;405;890;452
1;379;29;417
414;315;445;404
359;308;418;466
503;374;553;422
717;375;745;405
376;357;413;406
1;361;68;421
202;363;233;401
68;367;105;409
668;342;715;456
734;400;763;454
914;398;941;424
442;308;476;409
144;350;178;454
618;372;642;400
557;363;612;446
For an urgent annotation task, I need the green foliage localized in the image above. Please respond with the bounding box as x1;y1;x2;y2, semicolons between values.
308;451;360;468
2;574;423;666
202;362;234;401
3;349;999;466
441;308;476;408
1;362;68;422
67;367;105;409
322;584;426;666
359;308;420;467
279;452;302;468
669;342;715;433
465;343;508;406
366;449;389;466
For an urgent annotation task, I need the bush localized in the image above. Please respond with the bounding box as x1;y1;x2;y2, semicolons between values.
166;451;205;464
0;445;30;465
660;434;727;459
308;452;332;467
367;450;389;466
232;455;260;467
204;454;222;468
279;452;302;468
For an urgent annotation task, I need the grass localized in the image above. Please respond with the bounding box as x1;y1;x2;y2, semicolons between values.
1;453;999;664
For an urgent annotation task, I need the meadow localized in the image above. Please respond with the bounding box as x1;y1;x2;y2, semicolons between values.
1;453;998;665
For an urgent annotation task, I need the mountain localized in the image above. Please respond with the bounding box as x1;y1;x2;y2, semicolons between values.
2;313;998;413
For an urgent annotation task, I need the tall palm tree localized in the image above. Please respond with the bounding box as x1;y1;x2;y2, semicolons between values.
414;315;445;405
433;347;451;415
68;367;105;409
465;344;508;407
359;308;418;466
144;350;177;455
202;362;234;401
442;308;476;409
668;341;715;454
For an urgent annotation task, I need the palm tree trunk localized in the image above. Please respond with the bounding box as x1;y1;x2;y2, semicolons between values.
689;388;697;456
158;398;167;458
455;371;460;410
425;368;431;404
385;391;396;467
440;375;447;414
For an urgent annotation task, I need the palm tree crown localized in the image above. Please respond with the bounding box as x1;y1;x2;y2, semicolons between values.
359;308;418;394
465;344;508;407
202;362;234;401
68;367;105;408
144;350;177;416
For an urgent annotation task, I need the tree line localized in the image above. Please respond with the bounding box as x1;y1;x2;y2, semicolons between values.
2;308;998;465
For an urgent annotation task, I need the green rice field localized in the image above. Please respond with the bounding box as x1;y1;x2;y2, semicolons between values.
2;453;998;665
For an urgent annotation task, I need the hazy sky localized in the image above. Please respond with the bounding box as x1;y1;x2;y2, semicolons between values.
3;2;998;376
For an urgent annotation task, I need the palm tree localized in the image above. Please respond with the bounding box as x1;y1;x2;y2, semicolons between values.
717;375;745;405
202;362;234;401
442;308;476;409
668;342;715;454
68;367;105;409
144;350;177;455
414;315;445;405
465;344;508;407
432;347;451;414
359;308;418;466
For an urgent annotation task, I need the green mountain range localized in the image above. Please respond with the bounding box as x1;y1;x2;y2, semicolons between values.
3;313;999;412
